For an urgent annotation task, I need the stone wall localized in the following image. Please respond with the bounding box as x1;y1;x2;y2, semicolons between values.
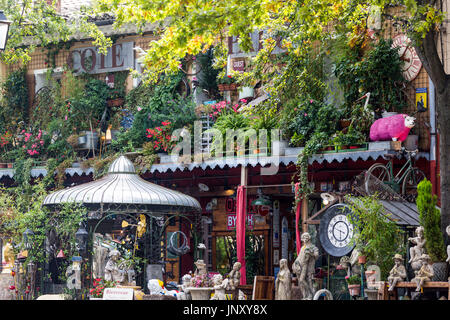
0;273;15;300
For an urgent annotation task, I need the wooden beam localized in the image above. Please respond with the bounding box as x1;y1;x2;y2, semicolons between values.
301;199;308;233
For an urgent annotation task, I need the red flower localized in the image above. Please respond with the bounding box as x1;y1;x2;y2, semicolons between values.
9;285;15;290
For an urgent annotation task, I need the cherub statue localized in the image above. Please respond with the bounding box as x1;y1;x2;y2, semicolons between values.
292;232;319;300
104;249;125;283
227;262;241;290
339;256;352;277
275;259;292;300
210;274;229;300
408;226;426;271
179;274;192;300
411;254;434;292
388;254;407;291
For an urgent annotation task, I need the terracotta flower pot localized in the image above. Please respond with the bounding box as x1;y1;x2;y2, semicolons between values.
7;163;13;169
347;284;360;296
358;255;367;264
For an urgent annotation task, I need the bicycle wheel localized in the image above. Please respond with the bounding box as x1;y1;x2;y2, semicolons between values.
402;168;426;201
365;163;392;195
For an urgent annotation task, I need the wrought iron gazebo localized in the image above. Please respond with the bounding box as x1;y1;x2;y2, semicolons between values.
42;155;202;290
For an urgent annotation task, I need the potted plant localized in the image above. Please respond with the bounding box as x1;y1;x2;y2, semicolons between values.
345;275;361;296
217;75;238;91
106;71;128;107
187;273;215;300
89;277;117;300
416;179;448;281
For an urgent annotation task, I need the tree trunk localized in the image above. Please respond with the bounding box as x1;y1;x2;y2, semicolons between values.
414;28;450;236
436;83;450;235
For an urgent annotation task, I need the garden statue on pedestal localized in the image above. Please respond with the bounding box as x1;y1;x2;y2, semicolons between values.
104;249;125;283
387;254;407;291
411;254;434;292
210;274;229;300
194;259;207;276
408;226;426;272
92;234;110;279
292;232;319;300
227;261;241;290
275;259;292;300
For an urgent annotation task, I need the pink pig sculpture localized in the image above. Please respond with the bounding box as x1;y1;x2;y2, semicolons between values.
369;114;416;142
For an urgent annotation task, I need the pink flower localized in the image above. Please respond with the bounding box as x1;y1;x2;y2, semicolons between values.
310;99;314;103
137;107;142;111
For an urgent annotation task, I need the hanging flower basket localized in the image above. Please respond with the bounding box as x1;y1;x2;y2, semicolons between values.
107;98;125;107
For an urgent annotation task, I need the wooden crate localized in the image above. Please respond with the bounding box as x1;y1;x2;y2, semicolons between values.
252;276;275;300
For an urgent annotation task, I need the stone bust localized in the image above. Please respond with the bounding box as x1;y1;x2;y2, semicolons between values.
292;232;319;300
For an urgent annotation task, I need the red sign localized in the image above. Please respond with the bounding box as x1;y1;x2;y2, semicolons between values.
232;59;246;72
225;196;259;230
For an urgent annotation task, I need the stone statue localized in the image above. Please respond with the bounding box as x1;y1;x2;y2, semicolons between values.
349;248;362;275
411;254;434;292
275;259;292;300
387;254;407;291
194;259;207;276
446;225;450;266
227;262;241;290
339;256;352;277
292;232;319;300
179;274;192;300
408;226;426;271
210;274;229;300
104;249;125;283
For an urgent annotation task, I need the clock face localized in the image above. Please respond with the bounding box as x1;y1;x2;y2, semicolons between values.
327;214;354;248
319;203;356;257
392;34;422;81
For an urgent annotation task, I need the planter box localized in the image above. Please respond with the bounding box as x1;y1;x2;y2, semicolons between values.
188;287;214;300
238;86;254;100
337;143;368;153
218;83;239;91
319;145;337;154
284;147;303;156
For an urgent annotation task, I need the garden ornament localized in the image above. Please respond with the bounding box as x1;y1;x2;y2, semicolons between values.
411;254;434;292
194;259;207;276
369;114;416;142
408;226;426;271
292;232;319;300
148;278;181;298
387;254;407;291
227;262;242;290
104;249;125;283
339;256;352;277
179;274;192;300
210;274;229;300
275;259;292;300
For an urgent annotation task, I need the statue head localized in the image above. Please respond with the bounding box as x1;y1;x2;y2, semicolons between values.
233;261;241;271
419;254;431;264
182;274;192;285
446;225;450;236
108;249;121;261
393;254;404;265
301;232;311;243
416;226;424;237
212;274;223;285
279;259;287;269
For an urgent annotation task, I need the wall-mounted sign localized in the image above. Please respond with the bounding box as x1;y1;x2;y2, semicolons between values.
225;196;259;230
416;87;427;112
69;42;134;75
281;217;288;260
232;59;246;72
272;200;280;248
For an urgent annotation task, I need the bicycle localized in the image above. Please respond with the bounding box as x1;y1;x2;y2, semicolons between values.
364;147;426;201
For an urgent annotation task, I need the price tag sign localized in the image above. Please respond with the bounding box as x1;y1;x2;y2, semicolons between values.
103;288;134;300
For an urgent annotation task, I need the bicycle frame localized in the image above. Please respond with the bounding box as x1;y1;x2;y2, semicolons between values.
383;154;414;192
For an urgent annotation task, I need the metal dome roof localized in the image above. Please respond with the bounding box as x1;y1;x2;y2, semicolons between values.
42;155;201;214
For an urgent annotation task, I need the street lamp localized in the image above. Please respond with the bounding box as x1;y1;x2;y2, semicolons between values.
75;224;89;255
22;228;34;250
0;11;11;51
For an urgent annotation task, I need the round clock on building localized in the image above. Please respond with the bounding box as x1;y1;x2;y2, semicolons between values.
319;203;355;257
392;34;422;81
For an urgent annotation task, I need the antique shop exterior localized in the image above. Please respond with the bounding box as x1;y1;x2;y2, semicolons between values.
0;2;446;299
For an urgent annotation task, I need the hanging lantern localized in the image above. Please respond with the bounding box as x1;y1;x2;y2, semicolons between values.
251;188;272;216
75;224;89;254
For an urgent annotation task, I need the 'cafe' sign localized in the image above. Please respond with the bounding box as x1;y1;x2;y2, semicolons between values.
69;42;134;75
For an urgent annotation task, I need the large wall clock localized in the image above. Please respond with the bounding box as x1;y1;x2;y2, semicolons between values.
319;203;355;257
392;34;422;82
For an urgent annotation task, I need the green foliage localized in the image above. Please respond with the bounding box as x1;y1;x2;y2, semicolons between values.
0;68;29;129
332;125;366;147
345;195;405;279
416;179;446;262
196;48;222;100
334;38;407;114
345;274;360;285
